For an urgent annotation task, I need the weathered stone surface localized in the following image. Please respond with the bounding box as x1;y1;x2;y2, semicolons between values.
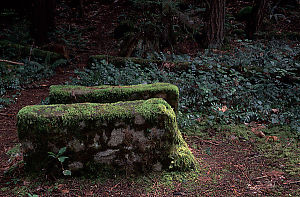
17;98;197;174
68;161;84;171
94;149;119;164
49;83;179;113
107;129;125;147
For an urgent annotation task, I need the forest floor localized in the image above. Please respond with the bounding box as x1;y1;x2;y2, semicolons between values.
0;0;299;196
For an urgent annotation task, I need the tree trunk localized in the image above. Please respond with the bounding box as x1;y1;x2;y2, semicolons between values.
69;0;84;17
203;0;225;49
31;0;56;45
246;0;269;39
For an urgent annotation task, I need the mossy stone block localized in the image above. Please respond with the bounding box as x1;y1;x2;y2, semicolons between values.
49;83;179;114
0;40;63;62
17;98;197;174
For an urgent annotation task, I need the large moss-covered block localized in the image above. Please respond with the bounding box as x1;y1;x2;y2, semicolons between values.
17;98;197;174
49;83;179;113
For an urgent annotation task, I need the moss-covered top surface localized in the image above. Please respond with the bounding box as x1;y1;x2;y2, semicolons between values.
49;83;179;112
50;82;178;97
50;83;179;94
18;98;174;133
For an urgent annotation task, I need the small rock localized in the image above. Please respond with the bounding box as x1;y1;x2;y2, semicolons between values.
153;162;162;172
108;129;125;147
134;114;145;125
79;121;86;129
68;161;83;171
68;138;85;152
94;149;119;164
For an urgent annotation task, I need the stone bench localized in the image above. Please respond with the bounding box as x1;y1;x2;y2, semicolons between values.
17;98;197;174
49;83;179;113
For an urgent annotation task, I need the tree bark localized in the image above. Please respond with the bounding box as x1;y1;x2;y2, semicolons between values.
246;0;269;39
203;0;225;49
30;0;56;45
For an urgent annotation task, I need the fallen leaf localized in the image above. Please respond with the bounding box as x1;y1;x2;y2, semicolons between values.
85;191;93;195
251;128;265;138
218;105;228;112
61;189;69;194
265;136;279;142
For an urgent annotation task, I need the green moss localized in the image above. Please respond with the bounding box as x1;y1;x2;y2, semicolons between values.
18;98;173;136
0;40;63;62
49;83;179;113
169;143;198;171
17;98;197;172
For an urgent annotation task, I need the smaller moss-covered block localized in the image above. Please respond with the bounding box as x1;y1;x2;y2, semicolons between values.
0;40;63;63
49;83;179;113
17;98;197;174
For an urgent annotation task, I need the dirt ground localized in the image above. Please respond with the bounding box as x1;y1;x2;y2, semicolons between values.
0;0;299;196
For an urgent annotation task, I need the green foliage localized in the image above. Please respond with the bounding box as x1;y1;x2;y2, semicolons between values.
27;193;39;197
0;17;32;45
72;40;299;137
0;44;67;109
115;0;194;56
52;24;87;48
237;6;253;21
48;147;71;176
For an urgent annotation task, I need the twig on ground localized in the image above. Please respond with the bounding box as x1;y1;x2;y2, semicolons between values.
0;59;24;65
0;113;14;116
193;136;220;146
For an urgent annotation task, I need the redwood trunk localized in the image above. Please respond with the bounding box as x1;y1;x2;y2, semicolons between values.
31;0;56;45
246;0;268;39
204;0;225;49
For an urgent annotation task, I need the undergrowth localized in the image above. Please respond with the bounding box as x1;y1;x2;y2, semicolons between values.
0;11;67;109
71;39;300;138
0;50;67;108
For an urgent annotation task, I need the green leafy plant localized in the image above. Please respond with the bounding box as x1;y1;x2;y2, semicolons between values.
114;0;201;56
48;147;71;176
27;193;39;197
71;40;300;138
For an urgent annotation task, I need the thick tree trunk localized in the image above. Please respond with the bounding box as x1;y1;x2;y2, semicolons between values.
203;0;225;49
69;0;84;17
31;0;56;45
246;0;268;39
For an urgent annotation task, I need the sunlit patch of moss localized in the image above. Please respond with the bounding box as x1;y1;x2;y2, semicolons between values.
169;143;198;171
133;168;204;194
262;131;299;177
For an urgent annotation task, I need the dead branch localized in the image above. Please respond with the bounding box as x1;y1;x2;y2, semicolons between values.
0;59;24;65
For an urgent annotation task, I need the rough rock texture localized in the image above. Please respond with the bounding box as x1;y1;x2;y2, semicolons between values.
17;98;197;174
49;83;179;113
